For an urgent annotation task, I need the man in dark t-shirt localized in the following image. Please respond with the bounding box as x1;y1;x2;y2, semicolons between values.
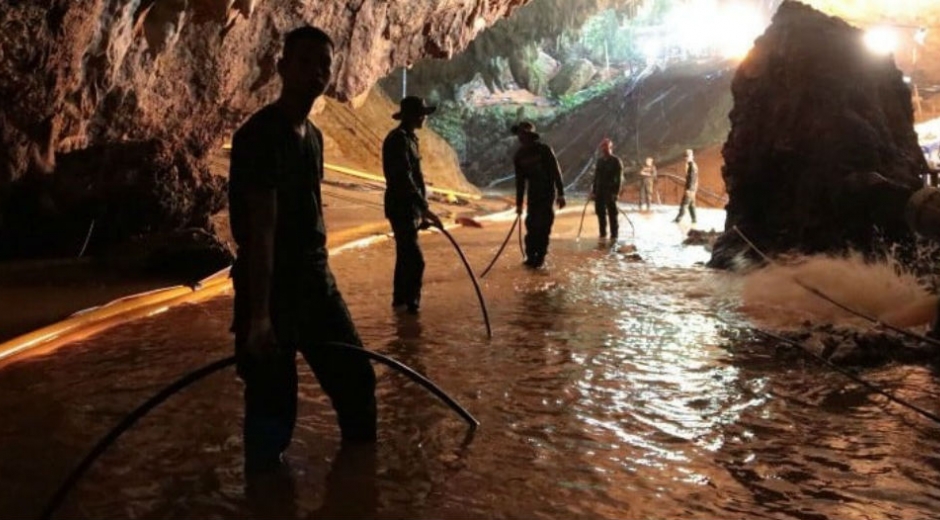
228;26;376;474
590;138;623;240
512;121;566;268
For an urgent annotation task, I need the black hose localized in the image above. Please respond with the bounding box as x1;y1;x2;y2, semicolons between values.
479;215;520;278
432;224;493;339
576;198;591;239
39;343;479;520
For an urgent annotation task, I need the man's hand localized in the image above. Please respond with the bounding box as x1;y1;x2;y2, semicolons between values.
516;205;523;215
557;196;566;209
588;191;595;201
422;208;443;229
245;317;277;358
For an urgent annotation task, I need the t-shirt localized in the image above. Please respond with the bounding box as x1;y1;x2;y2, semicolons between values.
229;104;327;268
593;154;623;194
514;141;565;208
229;104;331;336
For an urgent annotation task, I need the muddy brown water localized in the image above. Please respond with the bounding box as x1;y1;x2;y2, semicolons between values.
1;207;938;519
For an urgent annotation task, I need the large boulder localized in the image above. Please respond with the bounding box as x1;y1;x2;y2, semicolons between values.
549;59;597;97
509;44;560;96
710;1;928;269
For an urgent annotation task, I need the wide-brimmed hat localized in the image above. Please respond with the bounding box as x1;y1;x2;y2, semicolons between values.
510;121;539;138
392;96;437;120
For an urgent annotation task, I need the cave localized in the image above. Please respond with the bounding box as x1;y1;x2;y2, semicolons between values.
3;1;940;518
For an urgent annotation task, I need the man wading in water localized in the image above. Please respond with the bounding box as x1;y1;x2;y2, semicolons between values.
512;121;566;268
229;25;377;474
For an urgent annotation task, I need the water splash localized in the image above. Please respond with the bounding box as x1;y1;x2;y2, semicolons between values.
739;252;934;331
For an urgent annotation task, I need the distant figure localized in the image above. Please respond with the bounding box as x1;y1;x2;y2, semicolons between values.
513;121;566;268
382;96;443;314
228;25;377;473
590;138;623;240
673;148;699;224
639;156;657;212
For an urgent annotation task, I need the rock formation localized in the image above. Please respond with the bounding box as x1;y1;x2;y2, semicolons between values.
710;1;928;269
0;0;531;258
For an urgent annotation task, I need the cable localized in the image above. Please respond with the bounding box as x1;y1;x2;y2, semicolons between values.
39;342;479;520
617;206;636;237
576;198;591;239
751;328;940;425
431;224;493;339
77;220;95;258
479;215;520;279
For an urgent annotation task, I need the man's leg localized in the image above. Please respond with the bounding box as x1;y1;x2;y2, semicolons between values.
299;270;378;443
594;198;607;238
607;196;619;239
390;218;424;310
239;340;299;472
529;204;554;265
688;195;697;223
674;194;688;222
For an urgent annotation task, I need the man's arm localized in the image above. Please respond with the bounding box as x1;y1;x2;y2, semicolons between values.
613;158;623;193
544;145;566;206
245;187;277;354
515;155;526;213
590;159;598;198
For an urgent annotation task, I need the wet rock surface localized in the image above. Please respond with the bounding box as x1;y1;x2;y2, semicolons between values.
0;0;531;258
711;1;928;269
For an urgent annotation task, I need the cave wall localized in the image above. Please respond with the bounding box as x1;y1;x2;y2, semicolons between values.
379;0;641;103
710;1;928;268
0;0;531;257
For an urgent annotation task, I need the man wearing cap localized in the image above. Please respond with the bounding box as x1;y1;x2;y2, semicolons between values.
590;138;623;240
512;121;566;268
673;148;698;224
382;96;442;314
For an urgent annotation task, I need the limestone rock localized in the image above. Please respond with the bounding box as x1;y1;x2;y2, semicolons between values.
549;59;597;97
710;1;928;269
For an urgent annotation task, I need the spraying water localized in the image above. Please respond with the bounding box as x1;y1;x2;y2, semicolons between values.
739;252;936;331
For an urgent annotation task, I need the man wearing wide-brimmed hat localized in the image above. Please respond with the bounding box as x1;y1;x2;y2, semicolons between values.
512;121;566;268
382;96;442;314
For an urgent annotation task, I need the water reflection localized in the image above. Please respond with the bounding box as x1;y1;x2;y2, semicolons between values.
0;208;939;519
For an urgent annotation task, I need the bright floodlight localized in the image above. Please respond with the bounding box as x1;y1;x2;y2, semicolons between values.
715;3;765;59
864;27;898;55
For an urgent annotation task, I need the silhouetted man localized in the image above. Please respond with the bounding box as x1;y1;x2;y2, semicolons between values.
382;96;442;313
639;156;657;212
513;121;566;267
673;148;698;224
228;25;377;473
590;138;623;240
